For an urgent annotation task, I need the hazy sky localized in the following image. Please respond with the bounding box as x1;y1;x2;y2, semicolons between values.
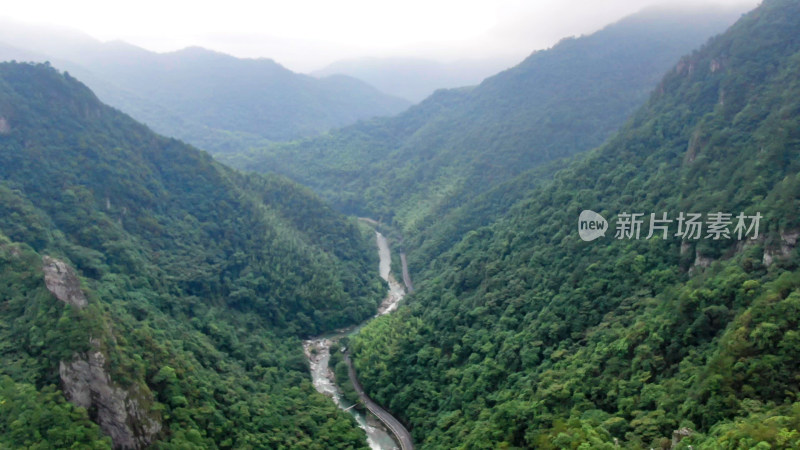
2;0;759;72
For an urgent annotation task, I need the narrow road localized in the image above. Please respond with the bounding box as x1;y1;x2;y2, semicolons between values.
344;354;414;450
306;228;414;449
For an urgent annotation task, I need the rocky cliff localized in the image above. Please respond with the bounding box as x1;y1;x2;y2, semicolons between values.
43;256;162;449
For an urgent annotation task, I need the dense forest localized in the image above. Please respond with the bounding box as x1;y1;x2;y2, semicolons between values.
223;6;742;237
2;0;800;448
0;62;384;448
348;0;800;447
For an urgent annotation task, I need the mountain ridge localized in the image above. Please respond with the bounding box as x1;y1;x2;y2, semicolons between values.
0;22;411;152
349;0;800;447
225;5;745;239
312;56;516;102
0;61;381;448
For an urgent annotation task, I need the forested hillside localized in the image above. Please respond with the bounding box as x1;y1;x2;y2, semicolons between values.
0;62;383;448
0;24;410;152
349;0;800;447
225;6;743;236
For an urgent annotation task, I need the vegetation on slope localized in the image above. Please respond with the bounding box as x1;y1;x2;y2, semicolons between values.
225;6;743;237
0;62;383;447
350;0;800;447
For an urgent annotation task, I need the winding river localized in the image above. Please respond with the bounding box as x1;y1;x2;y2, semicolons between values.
303;230;411;450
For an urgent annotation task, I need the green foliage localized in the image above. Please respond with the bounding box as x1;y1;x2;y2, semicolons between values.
329;342;362;410
223;8;740;239
0;242;99;384
686;401;800;448
0;62;378;447
0;376;111;449
1;1;797;448
348;1;800;447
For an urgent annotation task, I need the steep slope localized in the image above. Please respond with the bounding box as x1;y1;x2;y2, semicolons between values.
349;0;800;448
0;22;410;152
226;6;745;235
0;62;383;448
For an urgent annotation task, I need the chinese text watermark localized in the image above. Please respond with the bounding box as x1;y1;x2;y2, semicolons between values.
579;210;762;242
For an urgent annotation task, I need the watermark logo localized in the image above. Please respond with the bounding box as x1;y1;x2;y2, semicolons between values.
578;211;762;241
578;210;608;241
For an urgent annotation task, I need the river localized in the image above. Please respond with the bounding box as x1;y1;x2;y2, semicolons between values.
303;230;409;450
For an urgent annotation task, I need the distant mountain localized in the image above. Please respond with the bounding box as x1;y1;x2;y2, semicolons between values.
0;21;410;152
349;0;800;447
226;5;746;237
0;62;381;448
312;56;516;102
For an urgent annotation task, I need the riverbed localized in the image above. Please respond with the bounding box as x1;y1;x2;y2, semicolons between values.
303;230;407;450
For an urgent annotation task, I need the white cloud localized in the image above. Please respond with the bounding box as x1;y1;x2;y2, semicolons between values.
0;0;760;72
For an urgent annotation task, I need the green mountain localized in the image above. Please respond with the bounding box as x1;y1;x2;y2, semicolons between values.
348;0;800;448
0;22;410;152
0;62;384;448
224;5;744;236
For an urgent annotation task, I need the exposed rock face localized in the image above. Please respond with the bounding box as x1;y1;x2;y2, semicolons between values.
42;256;88;308
43;257;162;448
672;427;693;447
60;344;162;449
694;253;713;268
688;249;714;275
763;230;799;267
685;128;704;164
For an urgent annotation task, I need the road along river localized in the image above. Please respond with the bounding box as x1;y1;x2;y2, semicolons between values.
303;230;413;450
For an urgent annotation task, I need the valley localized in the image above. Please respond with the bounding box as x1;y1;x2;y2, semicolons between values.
304;229;411;450
1;0;799;448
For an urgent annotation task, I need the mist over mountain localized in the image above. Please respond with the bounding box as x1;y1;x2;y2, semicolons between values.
312;56;517;102
226;5;744;238
0;21;410;152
